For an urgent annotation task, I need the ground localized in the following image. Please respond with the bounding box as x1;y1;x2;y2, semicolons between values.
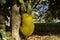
28;35;60;40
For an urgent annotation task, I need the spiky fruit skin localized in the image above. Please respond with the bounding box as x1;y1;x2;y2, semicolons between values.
20;13;34;36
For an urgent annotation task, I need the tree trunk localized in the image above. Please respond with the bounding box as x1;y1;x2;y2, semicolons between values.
12;4;21;40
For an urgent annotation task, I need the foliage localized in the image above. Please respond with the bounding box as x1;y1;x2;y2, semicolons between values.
43;0;60;23
33;13;39;19
0;30;14;40
48;0;60;20
31;0;49;21
0;15;5;24
19;0;32;14
45;11;54;23
0;0;6;5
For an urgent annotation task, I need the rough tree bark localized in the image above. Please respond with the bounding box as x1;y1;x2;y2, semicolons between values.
12;4;21;40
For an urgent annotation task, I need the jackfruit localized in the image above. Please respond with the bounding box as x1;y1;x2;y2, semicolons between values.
20;13;34;36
